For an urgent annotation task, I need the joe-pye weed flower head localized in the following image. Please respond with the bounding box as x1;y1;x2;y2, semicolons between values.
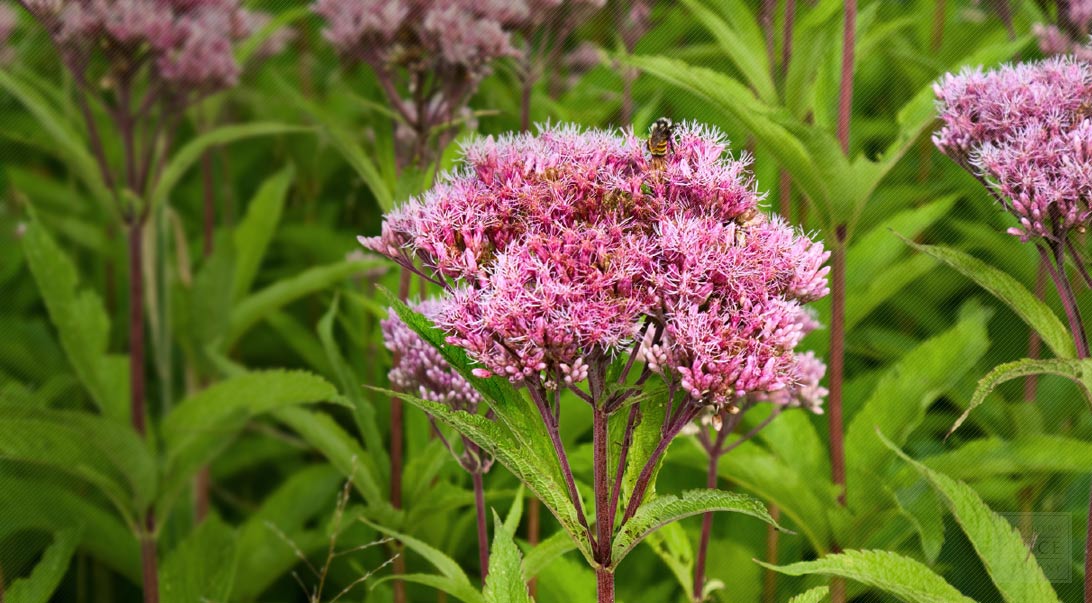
362;122;829;413
934;57;1092;241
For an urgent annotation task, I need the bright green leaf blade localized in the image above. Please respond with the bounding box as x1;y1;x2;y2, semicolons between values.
273;76;395;210
880;432;1061;603
151;122;308;210
522;530;578;581
21;220;128;422
612;489;788;563
787;586;830;603
757;549;973;603
375;386;592;565
371;573;485;603
226;258;384;347
845;305;991;511
0;404;155;520
681;0;776;103
643;522;694;599
0;70;112;212
232;166;294;301
925;434;1092;480
161;370;338;511
272;406;388;509
948;358;1092;436
364;520;478;588
901;238;1075;358
484;511;533;603
5;528;82;603
159;516;237;603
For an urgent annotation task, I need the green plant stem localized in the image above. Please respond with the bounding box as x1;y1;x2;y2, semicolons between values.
472;470;489;586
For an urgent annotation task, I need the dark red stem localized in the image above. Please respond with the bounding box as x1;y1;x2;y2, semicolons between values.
389;267;413;603
1040;243;1090;358
140;515;159;603
1024;257;1048;402
472;470;489;586
837;0;856;153
129;220;146;436
596;566;615;603
593;407;611;565
762;505;782;603
828;235;847;506
693;429;728;600
529;383;593;542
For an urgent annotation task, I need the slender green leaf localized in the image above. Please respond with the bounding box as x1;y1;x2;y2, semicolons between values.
612;489;788;563
273;407;388;510
160;370;338;512
522;530;577;581
365;520;485;603
5;528;82;603
880;432;1061;603
757;549;973;603
787;586;830;603
151;122;307;209
21;220;129;422
232;166;294;301
227;258;383;347
901;239;1074;358
682;0;776;102
484;511;533;603
948;358;1092;436
160;516;238;603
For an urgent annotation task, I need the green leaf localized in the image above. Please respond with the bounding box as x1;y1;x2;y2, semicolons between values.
0;70;112;213
484;511;533;603
787;586;830;603
226;258;383;347
21;220;128;422
159;516;237;603
612;489;788;563
232;166;294;301
522;529;577;581
0;404;155;522
948;358;1092;436
365;520;485;603
757;549;973;603
376;386;591;564
924;434;1092;480
160;370;338;513
378;291;591;562
845;306;992;512
273;407;387;509
151;122;307;210
681;0;776;103
273;76;395;210
643;522;694;600
317;296;388;484
5;528;82;603
901;239;1074;358
880;431;1061;603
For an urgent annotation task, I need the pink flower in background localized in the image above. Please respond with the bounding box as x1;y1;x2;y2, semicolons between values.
382;299;482;412
0;3;17;63
934;57;1092;240
362;122;829;411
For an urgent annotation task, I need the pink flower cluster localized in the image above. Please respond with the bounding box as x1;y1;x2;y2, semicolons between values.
23;0;254;91
1032;0;1092;61
382;299;482;412
313;0;517;77
933;57;1092;240
0;3;16;63
362;123;829;410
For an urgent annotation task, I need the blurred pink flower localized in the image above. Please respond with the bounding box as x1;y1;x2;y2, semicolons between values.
933;57;1092;240
361;122;828;411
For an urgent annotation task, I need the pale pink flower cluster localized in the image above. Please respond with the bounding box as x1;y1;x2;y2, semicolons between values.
382;299;482;412
23;0;252;91
0;4;17;63
933;58;1092;240
362;123;829;410
312;0;517;77
1032;0;1092;61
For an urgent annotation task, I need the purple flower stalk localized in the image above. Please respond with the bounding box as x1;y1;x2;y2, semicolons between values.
362;122;828;602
